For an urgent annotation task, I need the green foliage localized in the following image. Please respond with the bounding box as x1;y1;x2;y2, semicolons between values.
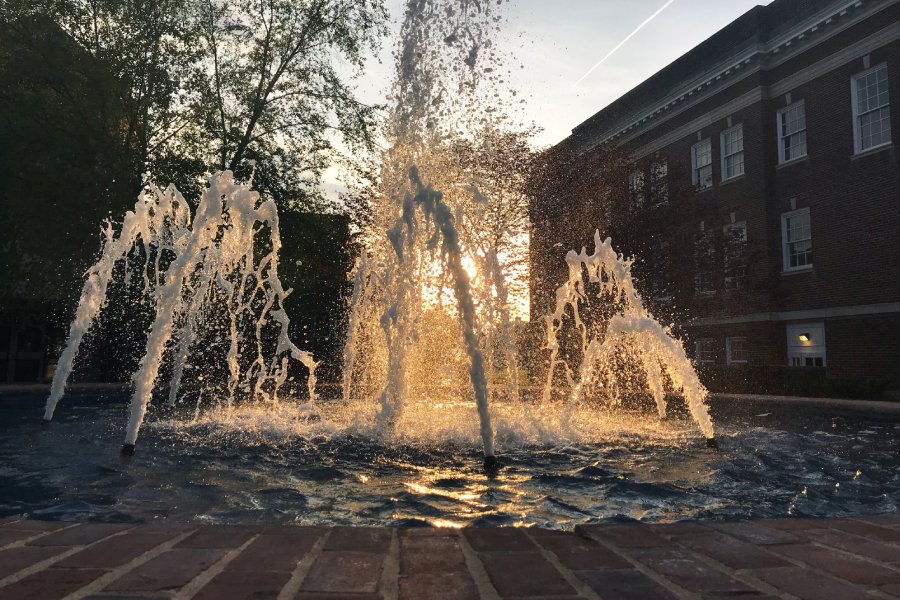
1;0;388;209
0;14;135;303
192;0;387;206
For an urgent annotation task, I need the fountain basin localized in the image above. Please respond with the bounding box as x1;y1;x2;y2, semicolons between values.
2;392;898;527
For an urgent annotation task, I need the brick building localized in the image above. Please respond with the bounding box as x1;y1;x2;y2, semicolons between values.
531;0;900;398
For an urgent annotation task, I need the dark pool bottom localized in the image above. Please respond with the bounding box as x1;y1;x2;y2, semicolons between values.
1;393;898;528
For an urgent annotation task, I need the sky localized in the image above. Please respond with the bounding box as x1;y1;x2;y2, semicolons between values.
325;0;777;317
348;0;774;148
321;0;774;197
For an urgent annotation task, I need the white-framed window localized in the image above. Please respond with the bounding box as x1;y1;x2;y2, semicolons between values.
777;101;807;163
726;337;748;365
723;222;748;291
781;208;812;272
628;170;645;210
695;339;715;364
852;64;891;154
691;138;713;189
721;124;745;180
650;160;668;205
786;323;826;367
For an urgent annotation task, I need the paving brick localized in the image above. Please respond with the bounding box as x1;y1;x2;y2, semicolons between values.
753;566;873;600
858;514;900;527
2;520;71;532
575;568;678;600
0;529;38;547
105;548;226;591
0;545;68;579
294;594;381;600
756;518;827;531
400;535;467;573
226;531;320;573
826;519;900;542
527;528;571;537
479;552;577;597
176;525;259;549
399;527;460;538
399;571;480;600
263;524;327;538
192;567;292;600
0;567;107;600
577;524;668;548
648;521;713;538
54;532;177;569
707;521;801;545
533;534;631;570
27;523;132;547
300;551;385;594
676;532;790;569
324;526;391;553
629;547;754;595
771;543;900;585
464;527;537;552
82;596;167;600
797;528;900;564
137;523;194;536
703;592;782;600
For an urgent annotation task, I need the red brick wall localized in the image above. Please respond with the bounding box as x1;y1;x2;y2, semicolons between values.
530;4;900;393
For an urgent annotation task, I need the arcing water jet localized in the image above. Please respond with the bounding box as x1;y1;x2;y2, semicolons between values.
43;172;318;453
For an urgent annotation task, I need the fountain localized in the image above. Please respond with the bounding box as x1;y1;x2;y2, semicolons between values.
42;0;715;463
43;171;319;454
542;231;716;446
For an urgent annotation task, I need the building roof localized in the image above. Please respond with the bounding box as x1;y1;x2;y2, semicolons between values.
566;0;871;152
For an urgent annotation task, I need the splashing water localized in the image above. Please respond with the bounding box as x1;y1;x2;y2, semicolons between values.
542;231;715;440
44;171;318;450
43;0;717;460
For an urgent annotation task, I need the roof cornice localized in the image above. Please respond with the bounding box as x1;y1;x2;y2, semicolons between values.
571;0;895;152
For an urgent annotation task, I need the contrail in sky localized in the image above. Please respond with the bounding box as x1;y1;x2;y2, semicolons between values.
574;0;678;87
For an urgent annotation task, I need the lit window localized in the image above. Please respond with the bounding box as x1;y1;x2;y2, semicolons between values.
778;102;807;163
786;323;826;367
723;222;748;291
628;170;645;210
691;139;713;189
852;65;891;153
695;339;715;364
781;208;812;271
650;160;668;205
721;124;745;180
726;337;748;365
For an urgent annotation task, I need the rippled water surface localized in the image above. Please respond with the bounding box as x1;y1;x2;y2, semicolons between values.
1;393;898;528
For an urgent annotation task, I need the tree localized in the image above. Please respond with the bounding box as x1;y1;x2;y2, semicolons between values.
192;0;388;209
2;0;388;209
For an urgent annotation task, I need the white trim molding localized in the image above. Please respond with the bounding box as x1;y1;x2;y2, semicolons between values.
572;0;900;156
687;302;900;327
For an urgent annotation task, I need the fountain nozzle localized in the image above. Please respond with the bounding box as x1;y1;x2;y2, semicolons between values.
121;443;136;456
706;437;719;450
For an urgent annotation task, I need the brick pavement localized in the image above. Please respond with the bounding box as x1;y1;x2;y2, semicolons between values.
0;514;899;599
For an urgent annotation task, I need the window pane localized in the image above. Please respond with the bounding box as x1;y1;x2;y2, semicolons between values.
855;66;892;151
779;103;807;162
783;210;813;269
